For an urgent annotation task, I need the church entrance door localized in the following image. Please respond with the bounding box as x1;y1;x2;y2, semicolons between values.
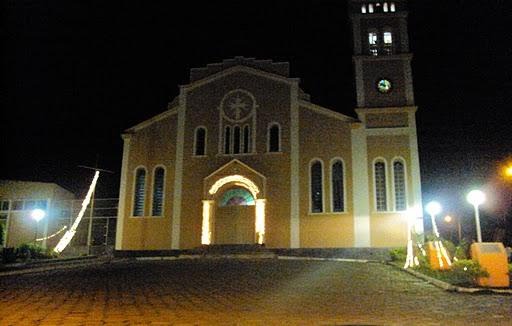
214;187;256;244
215;205;255;244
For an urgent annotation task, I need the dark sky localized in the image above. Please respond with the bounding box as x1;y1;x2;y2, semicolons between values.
3;1;512;225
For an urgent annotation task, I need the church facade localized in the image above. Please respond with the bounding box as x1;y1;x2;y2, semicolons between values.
115;0;424;251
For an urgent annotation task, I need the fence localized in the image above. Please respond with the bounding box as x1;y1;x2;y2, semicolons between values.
48;198;118;256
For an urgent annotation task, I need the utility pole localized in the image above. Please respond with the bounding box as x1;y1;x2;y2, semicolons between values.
79;160;113;255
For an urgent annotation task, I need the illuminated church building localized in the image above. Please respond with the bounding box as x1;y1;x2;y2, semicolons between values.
115;0;424;251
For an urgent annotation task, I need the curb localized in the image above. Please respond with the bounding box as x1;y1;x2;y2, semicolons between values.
387;262;512;295
0;256;108;277
277;256;371;263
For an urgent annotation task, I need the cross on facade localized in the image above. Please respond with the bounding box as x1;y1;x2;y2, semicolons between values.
229;96;248;120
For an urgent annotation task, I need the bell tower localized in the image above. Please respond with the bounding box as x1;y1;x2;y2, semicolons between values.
348;0;424;247
349;0;414;108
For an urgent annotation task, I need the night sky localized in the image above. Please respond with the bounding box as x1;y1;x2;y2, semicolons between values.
3;1;512;237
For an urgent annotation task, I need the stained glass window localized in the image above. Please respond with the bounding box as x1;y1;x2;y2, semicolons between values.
219;188;255;206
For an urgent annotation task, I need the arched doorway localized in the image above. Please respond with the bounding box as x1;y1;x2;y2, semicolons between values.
202;173;266;245
215;187;255;244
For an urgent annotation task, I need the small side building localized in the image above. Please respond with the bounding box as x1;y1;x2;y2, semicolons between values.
0;180;75;248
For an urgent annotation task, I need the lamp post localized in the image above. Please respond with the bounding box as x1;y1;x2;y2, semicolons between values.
466;189;485;243
444;215;462;243
31;209;46;243
425;201;442;238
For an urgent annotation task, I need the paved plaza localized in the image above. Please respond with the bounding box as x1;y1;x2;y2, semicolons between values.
0;258;511;325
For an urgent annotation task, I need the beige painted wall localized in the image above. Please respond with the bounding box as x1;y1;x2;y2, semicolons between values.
120;114;177;250
298;107;355;248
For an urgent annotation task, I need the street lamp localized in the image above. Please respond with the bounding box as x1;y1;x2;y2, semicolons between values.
444;215;462;243
31;209;46;243
425;201;442;238
466;189;485;243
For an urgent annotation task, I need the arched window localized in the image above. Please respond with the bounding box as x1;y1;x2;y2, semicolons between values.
331;160;345;212
374;161;387;211
268;123;280;152
152;167;165;216
219;188;255;207
194;127;206;156
310;160;323;213
390;2;396;12
368;3;374;13
233;126;241;154
224;126;231;154
393;160;407;211
133;168;146;216
383;2;389;12
243;125;250;153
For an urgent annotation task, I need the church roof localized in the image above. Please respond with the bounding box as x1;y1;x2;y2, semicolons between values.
189;56;290;82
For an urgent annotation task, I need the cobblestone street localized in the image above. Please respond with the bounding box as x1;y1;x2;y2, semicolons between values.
0;258;510;325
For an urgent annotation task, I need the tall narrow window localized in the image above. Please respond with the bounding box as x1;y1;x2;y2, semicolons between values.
361;4;367;13
374;161;387;211
268;124;280;152
393;160;407;211
194;127;206;156
243;125;250;153
368;32;378;55
310;161;323;213
390;2;396;12
152;167;165;216
383;32;392;44
233;126;241;154
331;160;344;212
133;168;146;216
368;3;374;13
383;31;393;54
224;126;231;154
368;32;378;45
383;2;389;12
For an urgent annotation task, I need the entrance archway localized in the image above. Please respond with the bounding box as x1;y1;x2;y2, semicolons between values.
202;174;266;245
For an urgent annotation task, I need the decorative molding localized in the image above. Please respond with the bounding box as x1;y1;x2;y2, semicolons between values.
408;110;424;225
125;107;178;133
366;127;410;136
182;65;300;92
115;136;131;250
290;82;300;248
299;100;357;122
171;89;187;249
351;125;370;247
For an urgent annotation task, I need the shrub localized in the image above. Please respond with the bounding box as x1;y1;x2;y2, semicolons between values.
389;247;407;262
16;243;46;260
447;260;489;286
415;259;488;287
453;240;469;260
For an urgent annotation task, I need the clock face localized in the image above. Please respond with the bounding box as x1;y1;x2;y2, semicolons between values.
222;90;254;122
377;79;392;93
